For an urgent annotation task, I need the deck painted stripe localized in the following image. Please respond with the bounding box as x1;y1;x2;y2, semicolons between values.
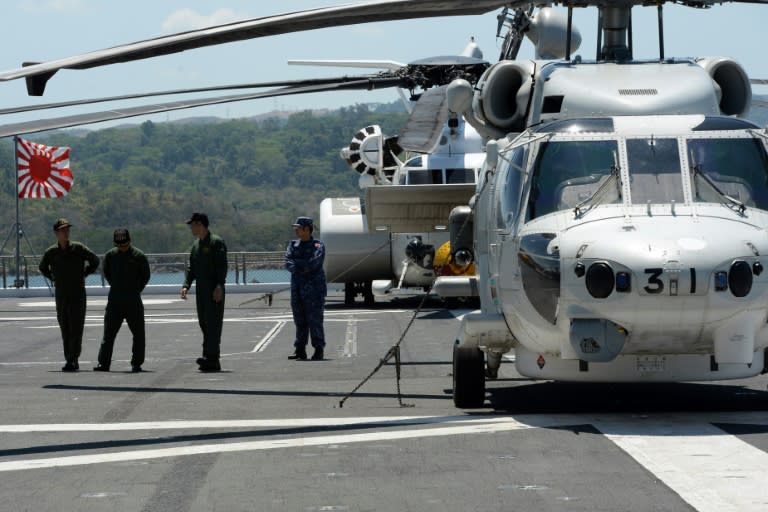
252;321;286;352
598;419;768;512
343;317;358;357
0;415;528;433
0;419;533;472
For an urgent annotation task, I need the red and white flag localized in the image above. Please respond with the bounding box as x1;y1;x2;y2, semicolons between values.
16;137;73;199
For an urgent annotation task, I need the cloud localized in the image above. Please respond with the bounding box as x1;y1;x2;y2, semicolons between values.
162;8;244;33
18;0;86;12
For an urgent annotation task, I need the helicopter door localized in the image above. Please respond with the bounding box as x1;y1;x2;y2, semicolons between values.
496;146;527;232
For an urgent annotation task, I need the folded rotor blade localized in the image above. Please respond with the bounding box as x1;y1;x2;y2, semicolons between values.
0;77;403;138
397;86;449;153
0;75;386;115
1;0;515;93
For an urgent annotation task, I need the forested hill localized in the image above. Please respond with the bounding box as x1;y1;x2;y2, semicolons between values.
0;104;408;255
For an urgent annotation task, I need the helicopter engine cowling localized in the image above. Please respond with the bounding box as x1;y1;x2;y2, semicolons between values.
447;61;535;140
696;57;752;117
474;60;535;134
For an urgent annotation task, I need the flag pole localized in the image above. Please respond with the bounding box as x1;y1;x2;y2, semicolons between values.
13;135;22;288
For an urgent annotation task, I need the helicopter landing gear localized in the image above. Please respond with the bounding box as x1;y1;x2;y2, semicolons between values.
485;352;502;380
452;343;485;408
344;281;375;306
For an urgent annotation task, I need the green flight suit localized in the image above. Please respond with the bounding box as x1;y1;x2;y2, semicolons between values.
183;232;227;361
97;246;151;368
39;241;100;366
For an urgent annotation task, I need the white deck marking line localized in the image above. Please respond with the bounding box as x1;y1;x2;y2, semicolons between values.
24;317;373;329
343;317;358;357
598;418;768;512
0;419;533;472
0;415;497;432
18;299;182;307
252;321;286;352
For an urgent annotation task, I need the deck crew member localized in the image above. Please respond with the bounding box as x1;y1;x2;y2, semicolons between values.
94;229;150;373
285;216;327;361
38;218;100;372
180;212;228;372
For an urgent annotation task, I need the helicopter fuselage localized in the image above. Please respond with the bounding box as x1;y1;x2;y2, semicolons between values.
462;114;768;382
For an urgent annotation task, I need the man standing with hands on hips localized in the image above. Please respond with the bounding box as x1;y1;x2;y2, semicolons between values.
285;216;327;361
94;228;151;373
180;212;228;372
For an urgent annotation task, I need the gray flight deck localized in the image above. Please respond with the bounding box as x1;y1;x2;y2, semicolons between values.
0;290;767;512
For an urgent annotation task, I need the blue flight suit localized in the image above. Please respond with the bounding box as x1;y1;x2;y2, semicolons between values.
285;237;327;350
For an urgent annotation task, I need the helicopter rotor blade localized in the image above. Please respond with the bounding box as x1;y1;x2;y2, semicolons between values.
0;75;390;115
1;0;516;95
0;77;404;138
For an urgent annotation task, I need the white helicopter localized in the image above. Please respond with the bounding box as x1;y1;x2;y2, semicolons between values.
0;0;766;411
320;116;485;304
287;40;488;304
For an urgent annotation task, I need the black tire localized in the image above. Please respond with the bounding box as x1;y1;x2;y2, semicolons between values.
363;281;374;305
344;282;356;305
453;344;485;408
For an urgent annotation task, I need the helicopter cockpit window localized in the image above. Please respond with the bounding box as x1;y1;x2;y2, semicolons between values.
687;138;768;210
407;169;443;184
446;168;476;184
527;140;619;220
498;146;527;228
404;156;423;168
626;138;683;205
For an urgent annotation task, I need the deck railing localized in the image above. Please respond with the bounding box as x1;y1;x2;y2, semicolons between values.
0;251;288;289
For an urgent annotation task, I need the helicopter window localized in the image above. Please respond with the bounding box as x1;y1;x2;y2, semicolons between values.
692;117;759;132
527;140;619;220
407;169;443;185
498;147;527;228
688;138;768;210
626;138;684;205
404;156;423;168
445;168;476;184
533;118;615;134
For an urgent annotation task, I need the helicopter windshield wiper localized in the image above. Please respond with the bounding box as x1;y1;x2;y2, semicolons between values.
690;163;746;214
573;165;621;218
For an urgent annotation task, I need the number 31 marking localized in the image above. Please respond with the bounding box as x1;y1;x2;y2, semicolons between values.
643;267;697;294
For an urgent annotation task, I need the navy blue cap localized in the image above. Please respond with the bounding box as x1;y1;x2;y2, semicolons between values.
292;216;313;228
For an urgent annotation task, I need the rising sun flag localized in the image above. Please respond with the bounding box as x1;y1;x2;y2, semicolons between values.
16;137;73;199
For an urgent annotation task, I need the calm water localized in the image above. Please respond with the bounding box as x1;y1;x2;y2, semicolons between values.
12;269;290;289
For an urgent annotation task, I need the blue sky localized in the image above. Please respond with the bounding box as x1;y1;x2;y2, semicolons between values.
0;0;765;129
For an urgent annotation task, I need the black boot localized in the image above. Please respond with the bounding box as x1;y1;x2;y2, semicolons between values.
197;357;221;372
288;348;307;360
311;347;324;361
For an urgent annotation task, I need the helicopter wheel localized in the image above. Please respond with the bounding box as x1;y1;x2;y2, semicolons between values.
363;281;374;306
452;344;485;408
